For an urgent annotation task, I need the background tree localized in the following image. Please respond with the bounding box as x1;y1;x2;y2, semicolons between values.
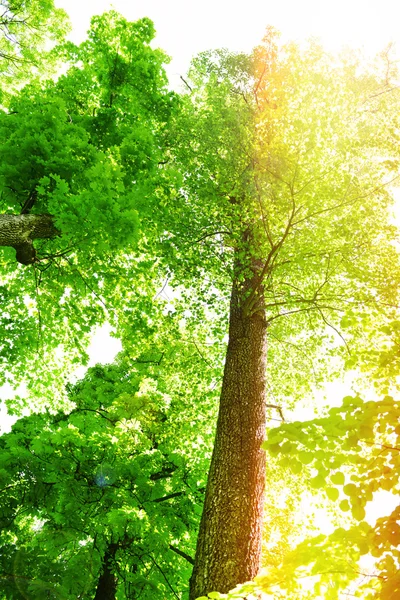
0;11;175;403
0;314;223;599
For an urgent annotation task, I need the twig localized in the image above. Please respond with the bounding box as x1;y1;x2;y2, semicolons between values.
147;554;180;599
65;257;108;312
193;340;213;367
265;403;285;421
195;230;231;244
180;75;193;92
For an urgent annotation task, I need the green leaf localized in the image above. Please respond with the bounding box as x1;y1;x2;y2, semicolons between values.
310;475;325;489
339;499;350;512
289;459;302;474
298;451;314;465
351;505;366;521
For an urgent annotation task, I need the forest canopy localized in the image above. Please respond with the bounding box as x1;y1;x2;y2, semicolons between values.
0;5;399;600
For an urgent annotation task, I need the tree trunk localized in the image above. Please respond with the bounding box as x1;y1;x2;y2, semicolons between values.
0;213;59;264
93;542;119;600
189;258;267;599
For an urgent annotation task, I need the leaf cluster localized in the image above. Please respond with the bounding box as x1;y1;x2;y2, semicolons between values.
0;11;177;396
258;393;400;598
0;330;222;599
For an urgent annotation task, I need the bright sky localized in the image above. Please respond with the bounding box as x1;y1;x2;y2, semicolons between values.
55;0;400;89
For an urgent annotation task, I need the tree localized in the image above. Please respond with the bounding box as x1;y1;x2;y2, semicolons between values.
0;11;175;401
0;319;222;600
152;36;400;598
0;315;308;600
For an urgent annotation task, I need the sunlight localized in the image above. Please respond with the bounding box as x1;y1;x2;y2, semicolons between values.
1;3;398;598
56;0;400;67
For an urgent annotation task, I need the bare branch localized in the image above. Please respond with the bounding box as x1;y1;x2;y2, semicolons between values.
65;257;108;312
293;174;400;227
153;276;169;300
147;554;180;599
269;331;318;384
180;75;193;92
265;403;285;421
193;340;213;367
194;230;231;244
316;305;351;356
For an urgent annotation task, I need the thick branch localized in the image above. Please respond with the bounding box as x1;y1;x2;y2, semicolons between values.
242;200;298;316
168;544;195;565
0;213;59;264
152;491;185;503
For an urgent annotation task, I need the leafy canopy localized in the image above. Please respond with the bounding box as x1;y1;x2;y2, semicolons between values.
0;0;70;100
156;32;400;408
0;12;400;600
0;11;175;403
0;315;222;599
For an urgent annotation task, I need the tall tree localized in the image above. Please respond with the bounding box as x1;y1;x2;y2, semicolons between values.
152;35;400;597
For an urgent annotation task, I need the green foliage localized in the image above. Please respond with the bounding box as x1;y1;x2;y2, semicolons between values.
0;11;176;401
153;33;400;408
259;392;400;598
181;37;400;599
0;0;70;101
0;328;222;599
1;10;400;600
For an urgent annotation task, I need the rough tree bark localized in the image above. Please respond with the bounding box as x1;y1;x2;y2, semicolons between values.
0;213;58;264
189;255;267;599
93;542;119;600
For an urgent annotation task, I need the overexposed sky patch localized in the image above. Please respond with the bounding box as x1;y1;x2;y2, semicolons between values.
56;0;400;89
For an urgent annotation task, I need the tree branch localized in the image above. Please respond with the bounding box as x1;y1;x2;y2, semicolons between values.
152;491;184;503
265;404;285;421
180;75;193;92
168;544;195;565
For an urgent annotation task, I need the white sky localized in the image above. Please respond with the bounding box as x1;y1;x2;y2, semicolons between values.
55;0;400;89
